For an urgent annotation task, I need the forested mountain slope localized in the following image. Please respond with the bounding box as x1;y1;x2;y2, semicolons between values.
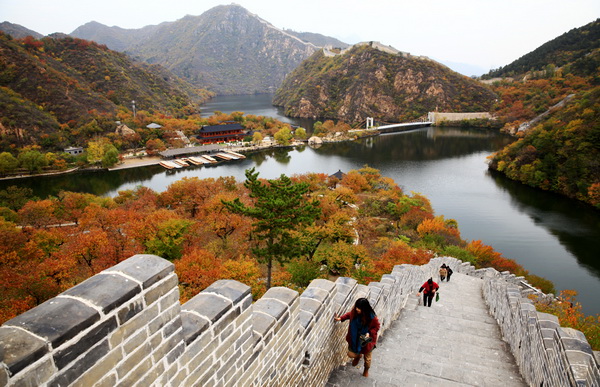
486;19;599;208
71;4;326;95
483;19;599;79
0;32;211;151
273;43;497;122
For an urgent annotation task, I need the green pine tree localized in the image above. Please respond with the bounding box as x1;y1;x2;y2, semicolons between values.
222;168;321;288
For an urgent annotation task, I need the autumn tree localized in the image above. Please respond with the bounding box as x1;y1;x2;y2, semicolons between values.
294;127;307;140
18;149;48;174
0;152;19;176
274;127;293;145
222;168;321;288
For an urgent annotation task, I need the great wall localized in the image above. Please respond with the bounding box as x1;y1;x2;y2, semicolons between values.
1;254;598;386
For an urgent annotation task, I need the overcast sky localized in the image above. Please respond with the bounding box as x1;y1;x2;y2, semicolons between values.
1;0;598;74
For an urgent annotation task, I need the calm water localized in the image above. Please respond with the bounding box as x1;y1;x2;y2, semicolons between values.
3;95;600;314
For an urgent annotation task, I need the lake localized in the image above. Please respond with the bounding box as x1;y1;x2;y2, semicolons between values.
2;94;599;314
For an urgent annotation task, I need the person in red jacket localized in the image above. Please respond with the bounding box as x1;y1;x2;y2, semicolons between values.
334;297;380;377
418;278;439;307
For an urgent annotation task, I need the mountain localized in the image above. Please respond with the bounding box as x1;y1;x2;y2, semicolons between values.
71;21;160;52
489;86;600;208
71;4;338;95
483;19;600;79
284;30;350;49
272;42;497;122
0;32;212;150
0;22;43;39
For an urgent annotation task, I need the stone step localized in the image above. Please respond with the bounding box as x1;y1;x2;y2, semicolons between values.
326;273;527;386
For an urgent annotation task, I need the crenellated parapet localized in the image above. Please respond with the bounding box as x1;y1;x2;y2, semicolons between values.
446;256;600;386
1;254;598;386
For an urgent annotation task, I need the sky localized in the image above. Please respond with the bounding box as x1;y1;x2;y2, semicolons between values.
1;0;599;75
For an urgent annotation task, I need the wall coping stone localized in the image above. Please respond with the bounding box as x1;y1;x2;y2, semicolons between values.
300;287;330;303
202;280;251;305
182;293;231;324
104;254;173;289
261;287;299;307
5;297;99;348
0;327;48;375
62;274;140;314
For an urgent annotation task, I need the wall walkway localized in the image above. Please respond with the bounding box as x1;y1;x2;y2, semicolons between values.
0;254;598;386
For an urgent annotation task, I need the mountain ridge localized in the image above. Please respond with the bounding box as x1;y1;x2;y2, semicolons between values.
273;43;497;122
70;4;340;95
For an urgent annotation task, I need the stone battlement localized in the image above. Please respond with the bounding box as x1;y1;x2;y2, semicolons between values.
1;254;598;386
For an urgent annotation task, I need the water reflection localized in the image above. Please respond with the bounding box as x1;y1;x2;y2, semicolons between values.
488;170;600;276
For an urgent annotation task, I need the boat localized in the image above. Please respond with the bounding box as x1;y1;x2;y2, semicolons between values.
225;150;246;159
213;153;233;161
173;159;189;167
159;161;175;170
160;160;182;169
202;155;218;163
186;157;205;166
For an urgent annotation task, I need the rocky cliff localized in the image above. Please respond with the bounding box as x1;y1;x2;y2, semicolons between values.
273;43;497;122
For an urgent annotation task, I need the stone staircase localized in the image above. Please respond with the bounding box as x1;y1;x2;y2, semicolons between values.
326;272;527;386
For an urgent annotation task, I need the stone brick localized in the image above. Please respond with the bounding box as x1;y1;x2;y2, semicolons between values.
181;311;210;345
211;309;238;338
123;329;148;356
159;287;181;313
135;361;164;387
5;297;99;348
203;280;251;306
117;299;144;325
187;336;218;372
144;273;178;306
148;304;179;336
53;316;117;369
7;355;55;387
95;373;117;387
166;342;185;365
63;273;140;314
71;348;123;387
48;340;109;387
117;342;151;379
152;332;180;364
183;293;231;324
107;254;174;289
186;356;216;385
0;326;48;375
163;316;182;339
109;303;158;347
117;356;152;387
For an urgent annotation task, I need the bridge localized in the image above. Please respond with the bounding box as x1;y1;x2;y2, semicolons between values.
349;117;432;134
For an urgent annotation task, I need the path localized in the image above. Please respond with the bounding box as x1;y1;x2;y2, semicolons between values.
326;272;526;386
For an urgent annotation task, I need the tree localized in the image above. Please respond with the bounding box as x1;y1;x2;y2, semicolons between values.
0;186;35;211
18;150;47;174
274;127;293;146
102;146;119;168
222;168;321;288
0;152;19;176
294;127;307;140
252;132;264;144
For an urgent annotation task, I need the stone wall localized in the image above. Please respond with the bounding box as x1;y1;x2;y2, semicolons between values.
427;112;492;124
448;257;600;386
0;254;431;386
1;254;598;386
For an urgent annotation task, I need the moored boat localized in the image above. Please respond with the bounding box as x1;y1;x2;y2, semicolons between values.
225;150;246;159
